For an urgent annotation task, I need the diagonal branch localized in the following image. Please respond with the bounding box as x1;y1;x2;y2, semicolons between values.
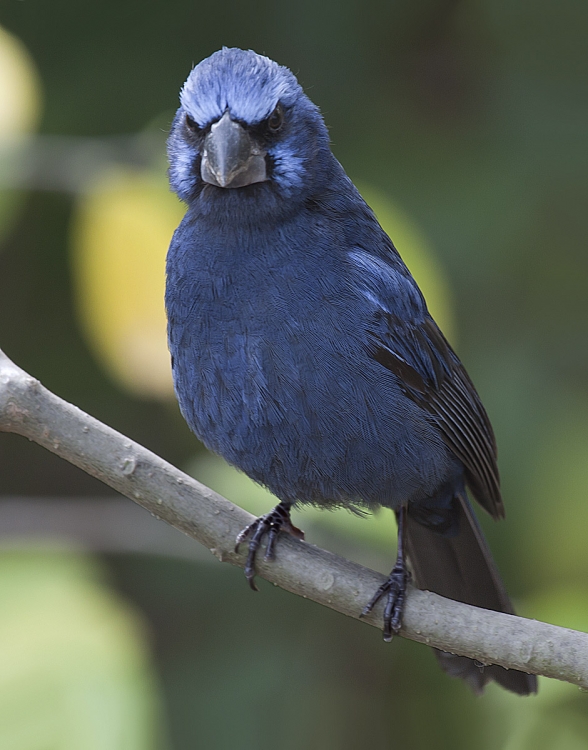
1;346;587;688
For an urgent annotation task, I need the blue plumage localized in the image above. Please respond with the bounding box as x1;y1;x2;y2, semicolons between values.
165;48;536;696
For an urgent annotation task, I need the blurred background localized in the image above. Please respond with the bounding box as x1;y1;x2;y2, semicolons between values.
1;1;587;747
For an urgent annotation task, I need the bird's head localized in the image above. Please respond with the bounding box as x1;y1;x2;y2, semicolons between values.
167;48;332;212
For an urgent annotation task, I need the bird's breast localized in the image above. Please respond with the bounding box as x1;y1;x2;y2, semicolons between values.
165;226;451;509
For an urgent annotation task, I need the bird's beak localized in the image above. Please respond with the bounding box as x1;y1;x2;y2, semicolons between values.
200;111;267;188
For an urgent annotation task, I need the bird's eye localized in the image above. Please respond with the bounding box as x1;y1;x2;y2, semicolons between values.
185;114;200;134
266;104;284;134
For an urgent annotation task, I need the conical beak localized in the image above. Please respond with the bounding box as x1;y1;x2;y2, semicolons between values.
200;111;267;188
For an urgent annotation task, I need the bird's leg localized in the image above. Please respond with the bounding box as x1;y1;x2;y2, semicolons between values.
361;505;409;641
235;502;304;591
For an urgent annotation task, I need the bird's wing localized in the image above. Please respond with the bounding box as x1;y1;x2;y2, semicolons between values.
352;249;503;519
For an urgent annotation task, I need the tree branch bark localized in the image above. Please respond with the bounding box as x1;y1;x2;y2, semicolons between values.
1;347;586;688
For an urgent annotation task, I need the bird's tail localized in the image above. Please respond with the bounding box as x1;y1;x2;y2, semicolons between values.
404;494;537;695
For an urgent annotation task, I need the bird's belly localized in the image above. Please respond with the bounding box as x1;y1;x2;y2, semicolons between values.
171;320;453;511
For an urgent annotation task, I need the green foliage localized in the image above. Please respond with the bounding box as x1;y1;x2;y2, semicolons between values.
0;551;164;750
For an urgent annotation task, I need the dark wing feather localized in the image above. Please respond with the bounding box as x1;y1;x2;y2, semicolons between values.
369;312;503;519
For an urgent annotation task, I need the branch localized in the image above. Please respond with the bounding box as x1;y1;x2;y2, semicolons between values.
1;347;586;688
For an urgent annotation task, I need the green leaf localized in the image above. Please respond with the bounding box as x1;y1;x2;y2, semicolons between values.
0;549;164;750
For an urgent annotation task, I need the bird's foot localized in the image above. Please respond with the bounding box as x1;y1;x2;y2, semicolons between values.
235;502;304;591
360;561;409;641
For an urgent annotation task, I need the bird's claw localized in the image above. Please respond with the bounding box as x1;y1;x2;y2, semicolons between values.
361;562;409;641
235;503;304;590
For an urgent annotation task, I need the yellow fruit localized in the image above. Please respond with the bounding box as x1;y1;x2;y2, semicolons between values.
71;169;184;398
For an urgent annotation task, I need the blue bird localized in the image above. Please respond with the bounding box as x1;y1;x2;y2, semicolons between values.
165;48;537;696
